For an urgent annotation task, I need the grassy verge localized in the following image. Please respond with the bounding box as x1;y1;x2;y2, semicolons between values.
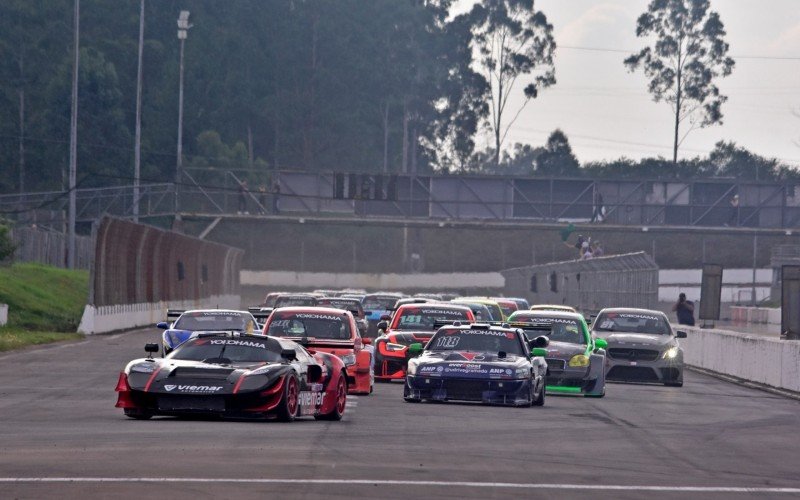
0;262;88;351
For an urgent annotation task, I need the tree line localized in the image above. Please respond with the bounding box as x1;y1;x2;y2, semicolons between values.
0;0;795;196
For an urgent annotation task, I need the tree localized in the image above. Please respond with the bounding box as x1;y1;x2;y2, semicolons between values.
624;0;735;164
708;141;780;181
535;129;579;176
467;0;556;168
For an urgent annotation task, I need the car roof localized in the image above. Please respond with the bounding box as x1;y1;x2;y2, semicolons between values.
597;307;667;317
395;303;472;313
181;309;253;316
512;310;585;321
270;306;354;316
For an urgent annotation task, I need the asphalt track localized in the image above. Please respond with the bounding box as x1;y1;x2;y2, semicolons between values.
1;329;800;499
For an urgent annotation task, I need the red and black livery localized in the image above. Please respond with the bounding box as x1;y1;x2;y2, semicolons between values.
115;333;348;421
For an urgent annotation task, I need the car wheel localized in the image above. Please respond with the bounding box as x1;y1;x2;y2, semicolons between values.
276;374;300;422
123;408;152;420
532;377;546;407
403;382;420;403
316;373;347;421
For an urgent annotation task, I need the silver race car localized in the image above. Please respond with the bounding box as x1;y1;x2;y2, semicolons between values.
591;308;687;387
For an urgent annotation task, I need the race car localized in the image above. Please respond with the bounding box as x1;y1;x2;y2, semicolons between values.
273;293;320;308
591;307;687;387
115;333;348;421
362;292;405;337
452;297;504;322
158;309;260;355
491;297;520;318
507;310;607;397
316;297;369;337
530;304;578;313
404;322;549;406
373;303;474;380
263;307;373;395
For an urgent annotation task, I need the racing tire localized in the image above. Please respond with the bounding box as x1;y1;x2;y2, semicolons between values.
276;374;300;422
316;373;347;421
532;378;546;407
403;383;421;403
123;408;152;420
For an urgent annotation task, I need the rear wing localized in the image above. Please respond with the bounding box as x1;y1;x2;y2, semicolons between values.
167;309;184;322
248;307;273;323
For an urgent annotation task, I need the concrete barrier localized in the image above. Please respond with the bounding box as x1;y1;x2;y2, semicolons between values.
729;306;781;326
0;304;7;326
78;294;240;335
680;325;800;393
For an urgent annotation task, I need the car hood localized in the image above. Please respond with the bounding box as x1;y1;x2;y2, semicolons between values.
544;341;587;359
386;331;436;345
413;351;528;379
594;332;673;348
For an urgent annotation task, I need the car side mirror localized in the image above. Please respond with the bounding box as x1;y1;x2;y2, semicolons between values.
144;343;159;359
531;348;547;357
377;321;388;331
407;343;424;357
281;348;297;361
380;314;391;321
676;330;688;339
529;336;549;349
594;338;608;349
362;337;372;345
156;322;169;330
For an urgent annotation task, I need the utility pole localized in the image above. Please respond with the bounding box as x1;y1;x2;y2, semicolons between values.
68;0;80;269
133;0;145;222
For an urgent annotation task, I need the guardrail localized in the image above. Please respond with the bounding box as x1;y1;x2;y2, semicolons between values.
500;252;659;311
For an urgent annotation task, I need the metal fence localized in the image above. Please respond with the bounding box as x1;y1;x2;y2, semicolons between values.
501;252;659;312
10;226;92;270
90;217;243;306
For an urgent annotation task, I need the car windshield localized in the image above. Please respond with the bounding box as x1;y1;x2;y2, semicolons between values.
428;329;524;356
394;307;471;331
363;296;399;311
174;311;256;332
267;312;352;340
594;312;670;335
510;315;587;345
170;337;283;363
317;299;363;316
274;296;317;307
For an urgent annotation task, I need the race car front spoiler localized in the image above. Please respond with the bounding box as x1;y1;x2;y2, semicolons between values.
406;375;531;406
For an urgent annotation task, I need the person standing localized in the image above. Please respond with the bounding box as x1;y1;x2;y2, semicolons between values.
672;293;695;326
238;180;249;214
726;194;739;226
271;180;281;214
591;190;605;223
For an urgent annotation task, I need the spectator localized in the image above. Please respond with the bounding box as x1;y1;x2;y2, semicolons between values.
672;293;695;326
726;194;739;227
238;180;249;214
592;241;604;257
567;234;586;257
591;190;605;223
272;180;281;214
580;241;593;260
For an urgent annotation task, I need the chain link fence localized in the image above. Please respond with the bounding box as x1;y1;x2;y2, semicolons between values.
501;252;659;312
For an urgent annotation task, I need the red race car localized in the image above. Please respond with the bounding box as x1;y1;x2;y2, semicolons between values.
263;307;373;395
373;303;475;380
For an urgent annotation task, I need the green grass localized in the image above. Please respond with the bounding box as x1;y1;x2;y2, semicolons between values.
0;263;88;351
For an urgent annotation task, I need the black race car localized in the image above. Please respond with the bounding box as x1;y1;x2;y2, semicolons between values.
404;323;549;406
115;333;348;421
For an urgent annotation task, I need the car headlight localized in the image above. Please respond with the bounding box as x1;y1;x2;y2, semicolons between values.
407;362;418;376
515;367;530;378
130;362;157;374
663;347;680;359
385;342;406;352
341;354;356;366
568;354;590;367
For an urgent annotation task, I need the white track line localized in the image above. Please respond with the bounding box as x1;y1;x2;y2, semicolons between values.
0;478;798;493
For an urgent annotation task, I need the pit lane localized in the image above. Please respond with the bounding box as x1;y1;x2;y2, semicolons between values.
1;328;799;499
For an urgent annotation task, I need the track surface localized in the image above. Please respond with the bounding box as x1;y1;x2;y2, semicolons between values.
1;329;800;499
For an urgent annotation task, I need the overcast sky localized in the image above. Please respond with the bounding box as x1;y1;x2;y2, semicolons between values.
458;0;800;166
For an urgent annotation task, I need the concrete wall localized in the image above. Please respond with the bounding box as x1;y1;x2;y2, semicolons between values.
659;268;771;303
680;325;800;393
0;304;7;326
78;294;240;335
241;270;505;291
729;306;781;326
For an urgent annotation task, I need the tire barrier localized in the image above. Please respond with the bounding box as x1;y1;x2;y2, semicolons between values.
501;252;658;312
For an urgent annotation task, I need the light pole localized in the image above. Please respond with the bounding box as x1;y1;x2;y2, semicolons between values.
175;10;191;216
133;0;145;223
68;0;80;269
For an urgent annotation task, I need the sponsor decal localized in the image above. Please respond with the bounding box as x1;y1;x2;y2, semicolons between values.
297;391;325;414
209;339;266;349
420;309;466;316
419;366;439;373
165;384;224;393
294;314;343;321
618;314;660;321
